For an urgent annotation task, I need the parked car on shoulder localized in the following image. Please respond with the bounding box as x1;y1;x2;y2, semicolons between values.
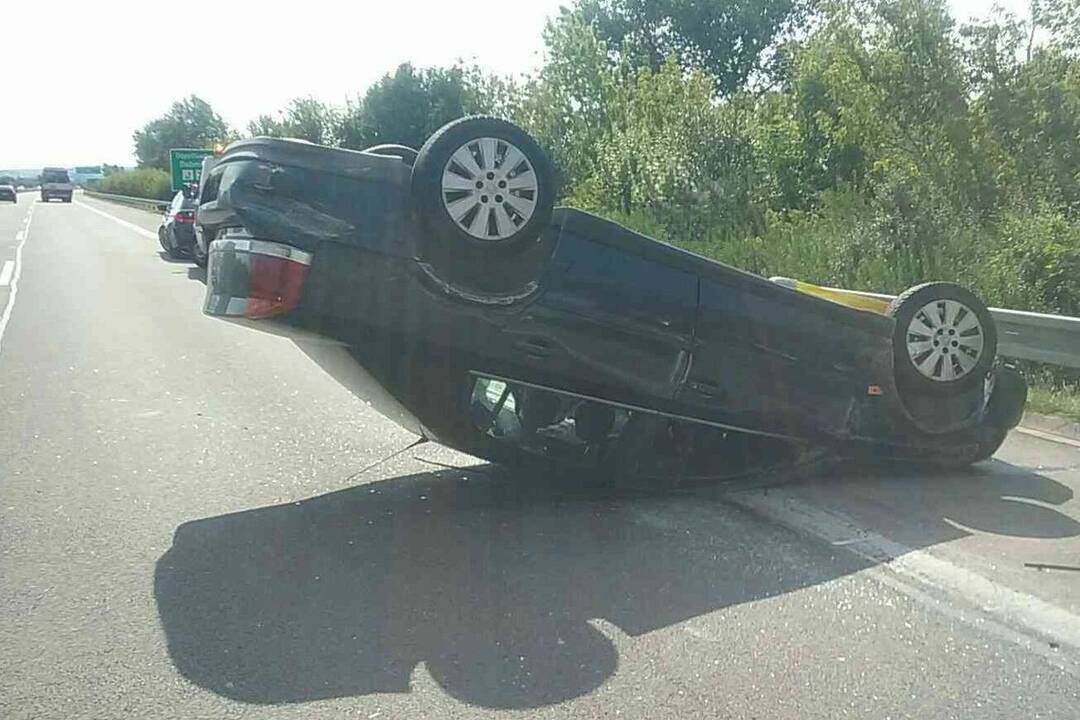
0;183;16;203
158;188;198;259
40;167;73;202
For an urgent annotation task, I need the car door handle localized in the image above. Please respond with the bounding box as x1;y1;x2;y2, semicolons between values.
686;378;725;399
514;337;554;359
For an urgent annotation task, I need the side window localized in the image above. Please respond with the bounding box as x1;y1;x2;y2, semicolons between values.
199;170;222;205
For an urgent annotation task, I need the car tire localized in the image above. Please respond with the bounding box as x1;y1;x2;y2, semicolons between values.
411;116;556;295
158;228;168;253
164;229;181;259
887;282;996;396
904;366;1026;469
192;239;208;268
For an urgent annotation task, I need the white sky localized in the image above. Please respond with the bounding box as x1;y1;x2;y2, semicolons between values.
0;0;1031;169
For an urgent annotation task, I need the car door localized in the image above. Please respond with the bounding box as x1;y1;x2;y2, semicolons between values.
499;228;697;407
683;274;884;437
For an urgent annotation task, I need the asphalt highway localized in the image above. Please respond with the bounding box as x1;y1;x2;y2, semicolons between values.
1;194;1078;718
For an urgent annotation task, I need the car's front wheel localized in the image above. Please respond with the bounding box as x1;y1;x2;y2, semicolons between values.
192;238;208;268
887;282;996;396
411;116;556;296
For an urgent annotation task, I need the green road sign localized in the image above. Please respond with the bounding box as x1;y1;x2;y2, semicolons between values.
75;166;102;175
169;149;215;191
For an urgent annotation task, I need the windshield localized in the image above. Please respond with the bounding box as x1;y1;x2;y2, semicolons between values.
42;169;69;184
2;2;1079;719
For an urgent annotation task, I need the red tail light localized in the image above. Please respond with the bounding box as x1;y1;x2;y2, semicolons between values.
174;211;195;224
245;252;309;318
204;232;312;319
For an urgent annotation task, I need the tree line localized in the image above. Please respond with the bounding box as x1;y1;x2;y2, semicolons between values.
114;0;1080;320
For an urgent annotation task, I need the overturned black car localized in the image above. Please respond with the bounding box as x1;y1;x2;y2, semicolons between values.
194;116;1026;477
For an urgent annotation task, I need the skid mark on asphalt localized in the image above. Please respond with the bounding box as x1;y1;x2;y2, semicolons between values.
730;488;1080;676
73;200;158;240
0;204;34;357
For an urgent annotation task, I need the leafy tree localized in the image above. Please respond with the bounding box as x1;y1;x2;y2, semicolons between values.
572;0;817;95
246;97;340;145
247;114;283;138
576;61;761;239
962;3;1080;212
133;96;233;170
336;63;512;150
515;16;625;193
1032;0;1080;55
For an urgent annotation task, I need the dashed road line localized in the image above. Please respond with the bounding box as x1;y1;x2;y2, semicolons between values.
73;200;158;240
0;207;34;357
0;260;14;287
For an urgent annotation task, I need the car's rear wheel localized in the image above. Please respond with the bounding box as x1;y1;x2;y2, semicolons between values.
887;282;996;396
163;229;181;259
411;116;556;296
192;239;208;268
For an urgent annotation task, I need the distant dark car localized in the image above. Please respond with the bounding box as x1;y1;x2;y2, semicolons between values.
0;184;15;203
194;116;1026;477
40;168;73;203
158;189;197;259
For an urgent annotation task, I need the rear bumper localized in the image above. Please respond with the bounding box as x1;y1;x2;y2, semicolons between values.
203;231;428;437
171;226;196;249
195;140;413;260
204;231;313;318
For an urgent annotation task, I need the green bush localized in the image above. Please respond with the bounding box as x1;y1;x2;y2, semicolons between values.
94;168;172;200
976;206;1080;316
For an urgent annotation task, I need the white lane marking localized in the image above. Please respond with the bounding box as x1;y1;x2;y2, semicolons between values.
1016;425;1080;449
731;488;1080;672
0;208;34;357
0;261;13;286
73;200;157;240
16;230;25;242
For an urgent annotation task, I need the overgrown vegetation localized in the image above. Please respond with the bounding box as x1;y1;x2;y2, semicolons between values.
94;167;172;200
131;0;1080;411
517;0;1080;318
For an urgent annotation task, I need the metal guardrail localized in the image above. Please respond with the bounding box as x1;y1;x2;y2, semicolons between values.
815;285;1080;370
83;190;171;211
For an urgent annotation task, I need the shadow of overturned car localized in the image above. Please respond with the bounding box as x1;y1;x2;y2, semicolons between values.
153;457;1078;709
808;456;1079;544
156;250;193;265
